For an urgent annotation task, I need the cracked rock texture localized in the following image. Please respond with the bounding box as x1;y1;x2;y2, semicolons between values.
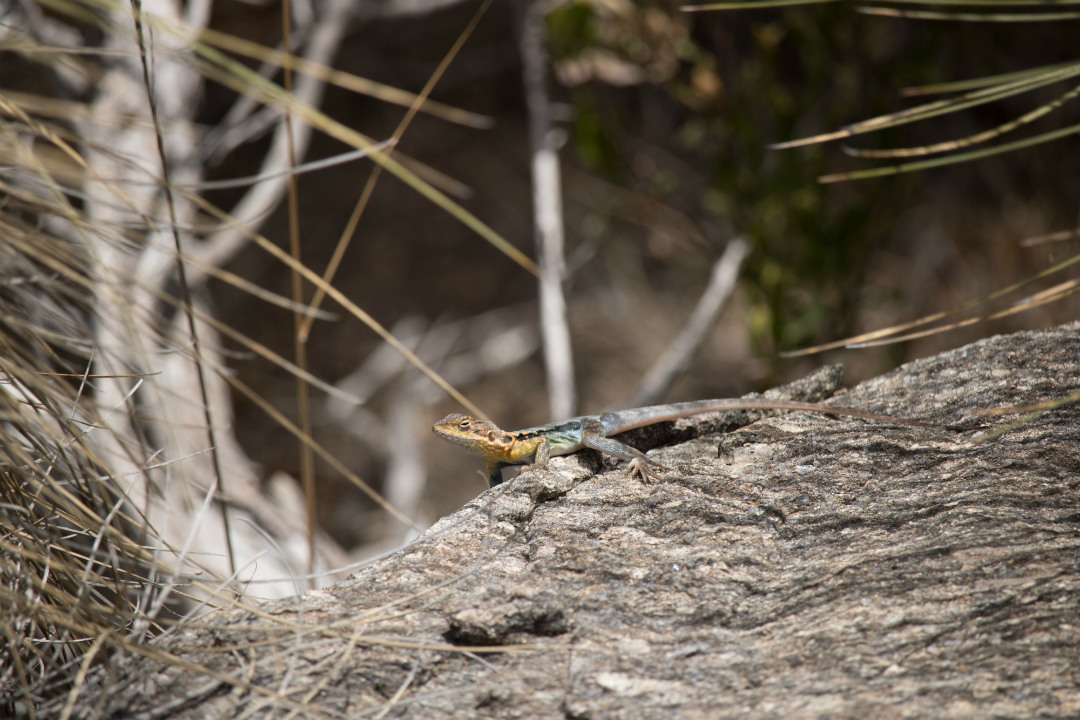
85;324;1080;718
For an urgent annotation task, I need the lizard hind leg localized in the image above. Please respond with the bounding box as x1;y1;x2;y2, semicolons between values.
581;423;669;483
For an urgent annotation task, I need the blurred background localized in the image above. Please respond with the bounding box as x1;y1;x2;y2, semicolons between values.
2;0;1078;620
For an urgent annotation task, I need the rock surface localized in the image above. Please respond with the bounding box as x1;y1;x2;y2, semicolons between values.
85;324;1080;718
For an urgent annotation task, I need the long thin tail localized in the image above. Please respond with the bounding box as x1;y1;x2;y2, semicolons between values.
601;398;977;435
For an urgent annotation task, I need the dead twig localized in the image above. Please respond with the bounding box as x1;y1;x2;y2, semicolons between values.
629;238;749;406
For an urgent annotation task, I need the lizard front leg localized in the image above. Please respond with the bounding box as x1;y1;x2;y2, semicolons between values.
527;436;552;475
580;420;668;483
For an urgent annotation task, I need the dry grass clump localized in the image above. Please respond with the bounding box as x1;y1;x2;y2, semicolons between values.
0;1;332;710
1;0;495;709
0;221;176;712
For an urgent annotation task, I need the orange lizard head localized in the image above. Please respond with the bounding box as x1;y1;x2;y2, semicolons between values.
432;413;513;459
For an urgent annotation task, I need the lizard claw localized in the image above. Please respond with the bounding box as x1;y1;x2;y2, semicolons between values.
627;457;668;484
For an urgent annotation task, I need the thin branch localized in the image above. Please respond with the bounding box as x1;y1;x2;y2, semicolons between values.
629;238;749;406
519;0;575;419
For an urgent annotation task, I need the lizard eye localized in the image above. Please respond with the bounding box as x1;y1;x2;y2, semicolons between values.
458;419;470;429
487;431;497;442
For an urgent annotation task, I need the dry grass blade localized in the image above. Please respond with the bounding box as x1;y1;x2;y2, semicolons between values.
129;0;237;578
179;140;396;191
299;0;495;342
725;2;1080;194
846;81;1080;159
690;0;1080;7
856;6;1080;20
818;119;1080;182
846;279;1080;347
683;0;842;11
979;390;1080;417
192;25;494;129
772;62;1080;150
0;94;150;222
884;0;1080;5
973;385;1080;441
1020;227;1080;247
899;61;1077;96
781;251;1080;356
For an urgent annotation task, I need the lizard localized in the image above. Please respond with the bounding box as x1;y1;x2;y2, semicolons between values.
432;397;973;487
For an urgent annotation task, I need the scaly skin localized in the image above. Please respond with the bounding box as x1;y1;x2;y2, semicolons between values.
433;397;968;487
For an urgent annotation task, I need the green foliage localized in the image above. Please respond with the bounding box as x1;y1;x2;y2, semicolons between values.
549;2;918;350
572;89;624;175
548;1;601;59
547;0;1080;355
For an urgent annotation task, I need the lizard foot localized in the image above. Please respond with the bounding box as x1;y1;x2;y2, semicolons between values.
526;460;550;476
627;457;668;484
